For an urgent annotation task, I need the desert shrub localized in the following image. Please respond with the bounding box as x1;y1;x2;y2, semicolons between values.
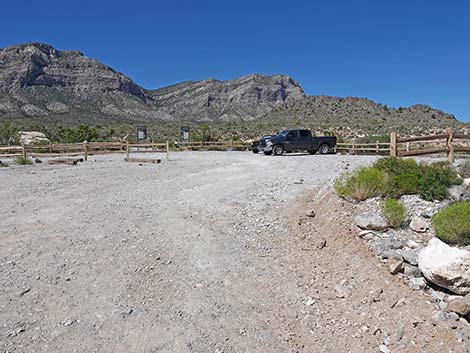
432;202;470;245
389;173;420;196
374;157;421;177
0;160;9;167
15;156;33;165
35;158;42;164
418;162;462;201
335;166;387;201
459;159;470;179
380;198;407;228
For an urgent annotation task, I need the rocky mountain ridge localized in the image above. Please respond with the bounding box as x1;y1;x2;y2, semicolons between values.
0;42;465;134
0;43;305;125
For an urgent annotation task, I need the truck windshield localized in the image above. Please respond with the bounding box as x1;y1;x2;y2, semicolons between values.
277;130;290;137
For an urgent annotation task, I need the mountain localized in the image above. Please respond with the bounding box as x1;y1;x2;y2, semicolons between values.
259;96;462;136
0;43;305;125
0;42;465;136
148;74;306;122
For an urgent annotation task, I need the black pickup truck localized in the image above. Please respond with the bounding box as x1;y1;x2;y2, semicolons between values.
264;129;336;156
251;135;274;153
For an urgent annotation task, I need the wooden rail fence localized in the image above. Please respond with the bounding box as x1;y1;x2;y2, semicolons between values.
390;128;470;163
0;141;171;161
1;130;469;162
175;140;249;150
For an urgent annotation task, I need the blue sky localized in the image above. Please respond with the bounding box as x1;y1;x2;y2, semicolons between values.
1;0;469;121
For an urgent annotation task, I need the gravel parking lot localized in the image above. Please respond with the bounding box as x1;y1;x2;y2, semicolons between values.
0;151;464;352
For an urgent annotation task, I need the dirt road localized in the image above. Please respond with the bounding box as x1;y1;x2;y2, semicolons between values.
0;152;466;352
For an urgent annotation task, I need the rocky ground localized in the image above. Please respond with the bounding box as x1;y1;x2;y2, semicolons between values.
0;152;468;352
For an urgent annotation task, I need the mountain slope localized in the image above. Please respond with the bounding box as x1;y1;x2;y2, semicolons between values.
148;74;306;122
0;42;465;135
0;43;306;125
259;95;462;136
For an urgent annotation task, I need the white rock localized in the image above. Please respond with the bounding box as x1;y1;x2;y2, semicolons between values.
19;131;49;145
355;212;388;231
418;238;470;295
409;216;428;233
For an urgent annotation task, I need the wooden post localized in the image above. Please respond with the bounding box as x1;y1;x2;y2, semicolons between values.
166;140;170;161
376;140;379;154
49;142;53;153
352;143;356;155
390;132;397;157
21;143;26;158
406;142;410;152
83;141;88;161
126;140;130;159
447;128;455;163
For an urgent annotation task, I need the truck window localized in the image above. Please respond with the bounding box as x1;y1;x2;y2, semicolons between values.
299;130;310;137
287;131;297;138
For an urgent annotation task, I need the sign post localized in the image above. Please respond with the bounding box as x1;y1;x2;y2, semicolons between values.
180;126;190;142
137;125;147;141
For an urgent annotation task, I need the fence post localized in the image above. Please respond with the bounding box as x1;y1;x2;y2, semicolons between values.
406;142;410;152
126;141;130;159
390;132;397;157
166;141;170;161
49;142;53;153
352;143;356;155
21;143;26;158
83;141;88;161
376;140;379;154
447;128;455;163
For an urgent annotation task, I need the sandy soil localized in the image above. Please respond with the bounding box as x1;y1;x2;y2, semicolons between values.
0;151;467;352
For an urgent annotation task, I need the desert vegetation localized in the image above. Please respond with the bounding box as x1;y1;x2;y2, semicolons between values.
335;157;462;201
432;201;470;245
380;198;407;228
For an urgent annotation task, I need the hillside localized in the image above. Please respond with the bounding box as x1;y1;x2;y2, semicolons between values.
0;43;305;126
257;96;464;137
0;42;466;137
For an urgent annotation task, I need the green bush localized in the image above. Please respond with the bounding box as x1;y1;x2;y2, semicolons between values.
335;166;387;201
380;198;407;228
15;156;33;165
432;202;470;245
374;157;421;177
0;160;9;167
337;157;462;201
418;162;462;201
459;160;470;179
389;173;420;196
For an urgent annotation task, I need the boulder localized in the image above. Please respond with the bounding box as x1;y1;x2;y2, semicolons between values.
19;131;49;145
448;185;470;201
388;259;404;275
409;216;428;233
418;238;470;295
403;263;421;278
401;250;419;266
355;212;388;231
373;237;404;258
409;277;427;290
446;297;470;316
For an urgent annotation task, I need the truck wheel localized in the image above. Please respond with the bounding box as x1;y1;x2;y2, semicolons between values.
263;151;272;156
273;145;284;156
319;144;329;154
252;149;259;154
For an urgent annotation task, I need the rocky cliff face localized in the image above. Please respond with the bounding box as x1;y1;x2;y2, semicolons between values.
0;43;306;124
148;74;306;122
0;43;159;123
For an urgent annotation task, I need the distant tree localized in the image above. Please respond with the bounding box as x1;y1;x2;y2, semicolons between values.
58;125;99;143
0;122;19;144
